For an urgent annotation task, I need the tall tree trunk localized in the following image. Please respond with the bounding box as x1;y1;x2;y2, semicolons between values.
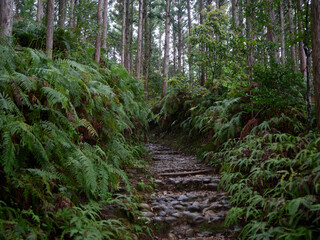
177;0;182;74
143;0;150;98
59;0;67;28
136;0;144;78
162;0;170;98
102;0;108;49
121;0;127;66
280;0;285;65
94;0;103;63
232;0;239;29
173;24;176;75
128;0;134;73
37;0;44;23
69;0;76;28
288;0;297;71
305;0;312;129
124;0;130;69
158;29;163;73
0;0;14;39
266;0;279;63
298;0;307;76
187;0;193;81
200;0;205;86
46;0;55;59
246;0;253;81
311;0;320;134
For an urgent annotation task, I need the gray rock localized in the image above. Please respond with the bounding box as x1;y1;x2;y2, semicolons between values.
174;205;185;210
187;204;201;212
158;211;167;217
206;183;218;190
171;200;179;205
142;211;154;218
165;216;177;223
153;216;163;224
178;194;188;201
140;203;151;211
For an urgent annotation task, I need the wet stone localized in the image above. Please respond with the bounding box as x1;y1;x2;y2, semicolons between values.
178;195;188;201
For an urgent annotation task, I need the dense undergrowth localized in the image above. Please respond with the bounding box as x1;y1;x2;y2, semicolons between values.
0;41;150;239
154;65;320;239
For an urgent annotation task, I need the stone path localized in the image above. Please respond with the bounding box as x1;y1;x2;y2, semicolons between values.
142;143;237;240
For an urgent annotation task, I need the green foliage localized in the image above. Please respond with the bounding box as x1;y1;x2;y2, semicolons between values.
0;43;149;239
206;123;320;239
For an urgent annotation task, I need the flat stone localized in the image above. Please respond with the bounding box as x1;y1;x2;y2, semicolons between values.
174;205;185;210
206;183;218;190
158;211;167;217
178;195;188;201
165;216;177;223
153;216;163;223
171;200;179;205
140;203;151;211
142;211;154;218
187;205;201;212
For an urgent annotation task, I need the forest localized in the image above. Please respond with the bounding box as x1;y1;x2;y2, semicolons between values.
1;0;320;239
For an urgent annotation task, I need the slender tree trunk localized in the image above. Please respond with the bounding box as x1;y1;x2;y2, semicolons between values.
69;0;76;28
305;0;312;129
37;0;44;23
94;0;103;63
143;0;150;98
280;0;285;65
311;0;320;134
173;24;176;75
59;0;67;28
121;0;127;66
46;0;55;59
124;0;130;70
177;0;182;74
246;0;253;80
288;0;297;71
232;0;239;29
128;0;134;73
136;0;144;78
266;0;279;63
158;29;163;73
0;0;14;39
187;0;193;81
200;0;205;86
102;0;108;49
162;0;170;98
298;0;307;76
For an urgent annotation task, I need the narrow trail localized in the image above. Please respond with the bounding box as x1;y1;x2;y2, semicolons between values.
143;143;237;240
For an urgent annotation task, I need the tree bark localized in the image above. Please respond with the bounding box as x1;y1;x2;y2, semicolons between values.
158;29;163;73
59;0;67;28
177;0;182;74
0;0;14;39
311;0;320;134
280;0;285;65
288;0;297;71
162;0;170;98
94;0;103;63
305;0;312;129
199;0;205;86
102;0;108;49
69;0;76;28
37;0;44;23
187;0;193;81
128;0;134;73
298;0;307;76
232;0;239;29
124;0;130;69
136;0;144;78
246;0;253;80
121;0;127;66
266;0;279;63
46;0;55;59
143;0;149;97
173;24;176;75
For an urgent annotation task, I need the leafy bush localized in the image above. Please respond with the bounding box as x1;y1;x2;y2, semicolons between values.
0;43;149;239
